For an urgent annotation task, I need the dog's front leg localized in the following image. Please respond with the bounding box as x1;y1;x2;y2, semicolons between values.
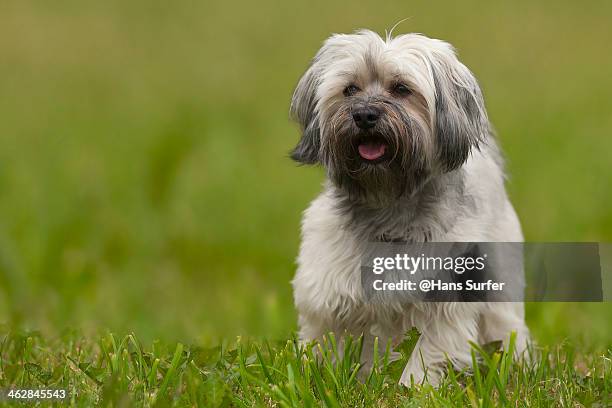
297;312;332;344
479;302;530;357
399;316;479;387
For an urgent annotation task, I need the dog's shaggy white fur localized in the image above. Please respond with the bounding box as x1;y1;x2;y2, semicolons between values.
290;30;529;386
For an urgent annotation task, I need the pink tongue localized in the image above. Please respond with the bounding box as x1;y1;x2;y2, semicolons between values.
358;141;386;160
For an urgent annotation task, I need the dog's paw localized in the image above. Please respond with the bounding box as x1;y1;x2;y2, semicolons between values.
399;368;424;387
399;361;442;387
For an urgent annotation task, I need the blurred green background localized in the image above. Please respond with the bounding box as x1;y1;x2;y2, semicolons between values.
0;1;611;347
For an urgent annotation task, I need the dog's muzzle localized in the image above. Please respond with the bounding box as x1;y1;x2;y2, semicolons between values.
351;106;389;163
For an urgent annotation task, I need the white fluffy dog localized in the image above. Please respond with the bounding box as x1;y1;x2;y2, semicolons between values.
289;30;529;386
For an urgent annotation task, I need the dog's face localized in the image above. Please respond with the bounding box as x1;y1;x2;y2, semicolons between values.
290;30;489;203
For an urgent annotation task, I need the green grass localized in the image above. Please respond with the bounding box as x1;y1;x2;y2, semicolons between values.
1;329;610;407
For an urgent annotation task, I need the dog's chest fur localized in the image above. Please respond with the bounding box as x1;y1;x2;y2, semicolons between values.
293;177;468;330
334;169;474;242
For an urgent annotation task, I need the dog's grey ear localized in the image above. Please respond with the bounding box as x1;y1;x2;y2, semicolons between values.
289;60;322;164
430;47;489;171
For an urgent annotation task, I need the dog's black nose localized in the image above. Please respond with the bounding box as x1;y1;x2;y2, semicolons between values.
352;107;380;129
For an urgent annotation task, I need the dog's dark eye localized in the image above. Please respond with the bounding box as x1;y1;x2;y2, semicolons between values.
343;84;360;97
391;83;412;96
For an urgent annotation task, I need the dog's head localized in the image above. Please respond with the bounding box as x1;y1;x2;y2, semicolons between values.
290;30;489;203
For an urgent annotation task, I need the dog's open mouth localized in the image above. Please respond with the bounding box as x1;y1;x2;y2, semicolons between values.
357;136;388;163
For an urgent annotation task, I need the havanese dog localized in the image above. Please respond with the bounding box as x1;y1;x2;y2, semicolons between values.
289;30;530;386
